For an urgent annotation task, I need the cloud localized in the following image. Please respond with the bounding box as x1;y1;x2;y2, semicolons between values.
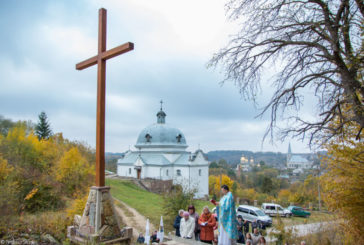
0;0;312;154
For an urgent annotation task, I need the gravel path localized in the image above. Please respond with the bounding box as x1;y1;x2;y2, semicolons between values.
113;197;156;238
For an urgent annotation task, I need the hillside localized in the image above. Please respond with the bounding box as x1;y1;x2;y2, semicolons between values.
106;178;213;230
107;150;319;168
207;150;288;166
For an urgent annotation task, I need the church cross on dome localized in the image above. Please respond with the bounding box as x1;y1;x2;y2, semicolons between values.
157;100;166;124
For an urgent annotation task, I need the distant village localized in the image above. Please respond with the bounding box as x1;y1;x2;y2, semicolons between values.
233;144;325;181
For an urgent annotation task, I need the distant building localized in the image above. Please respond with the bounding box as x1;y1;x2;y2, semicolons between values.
286;143;313;169
237;154;253;172
117;105;209;198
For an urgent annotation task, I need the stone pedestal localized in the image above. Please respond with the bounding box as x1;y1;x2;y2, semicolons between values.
67;186;132;244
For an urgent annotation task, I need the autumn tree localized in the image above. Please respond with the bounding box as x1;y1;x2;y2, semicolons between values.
210;0;364;144
35;111;52;140
55;147;93;195
209;174;235;198
322;121;364;243
0;118;95;214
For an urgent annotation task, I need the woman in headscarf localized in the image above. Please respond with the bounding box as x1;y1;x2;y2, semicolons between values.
180;211;195;239
198;206;216;244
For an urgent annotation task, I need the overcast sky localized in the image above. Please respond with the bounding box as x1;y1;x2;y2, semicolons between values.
0;0;313;154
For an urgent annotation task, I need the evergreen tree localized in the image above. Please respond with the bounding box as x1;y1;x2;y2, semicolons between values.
35;111;52;140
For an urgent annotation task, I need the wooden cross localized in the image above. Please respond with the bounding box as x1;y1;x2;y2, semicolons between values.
76;8;134;187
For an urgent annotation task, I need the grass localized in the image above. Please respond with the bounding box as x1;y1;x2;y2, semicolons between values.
106;178;213;231
272;211;334;226
114;199;134;217
107;179;334;229
106;179;164;227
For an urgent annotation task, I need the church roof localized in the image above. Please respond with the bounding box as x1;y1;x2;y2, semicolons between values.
289;154;309;163
135;106;188;149
118;151;196;166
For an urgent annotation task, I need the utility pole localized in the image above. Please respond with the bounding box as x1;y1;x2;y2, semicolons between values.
318;163;321;212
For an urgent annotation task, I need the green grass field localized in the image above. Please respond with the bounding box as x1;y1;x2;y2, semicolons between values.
272;211;334;226
106;178;214;230
106;179;164;227
107;178;333;234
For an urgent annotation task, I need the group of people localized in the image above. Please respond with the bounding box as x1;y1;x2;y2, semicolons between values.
236;216;267;245
173;185;271;245
173;205;217;243
136;230;160;244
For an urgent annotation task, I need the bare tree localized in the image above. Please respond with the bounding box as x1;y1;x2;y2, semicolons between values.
210;0;364;145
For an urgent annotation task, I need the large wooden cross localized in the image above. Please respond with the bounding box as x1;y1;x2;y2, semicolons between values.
76;8;134;187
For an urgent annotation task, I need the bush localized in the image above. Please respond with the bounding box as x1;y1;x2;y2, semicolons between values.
162;185;197;230
66;192;89;220
1;210;70;242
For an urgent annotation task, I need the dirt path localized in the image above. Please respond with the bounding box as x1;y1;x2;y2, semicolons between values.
113;198;156;238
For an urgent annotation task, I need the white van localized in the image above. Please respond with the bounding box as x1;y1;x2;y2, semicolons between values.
261;203;292;217
236;205;272;227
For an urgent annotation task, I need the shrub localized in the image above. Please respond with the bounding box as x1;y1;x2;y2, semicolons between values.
66;192;89;220
162;185;197;230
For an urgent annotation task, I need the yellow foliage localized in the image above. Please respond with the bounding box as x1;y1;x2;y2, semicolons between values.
241;188;257;201
208;175;217;195
66;192;89;219
55;147;93;194
278;189;290;200
24;187;39;200
213;175;234;194
208;175;235;198
321;119;364;243
0;155;12;182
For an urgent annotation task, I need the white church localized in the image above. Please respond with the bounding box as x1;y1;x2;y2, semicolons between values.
286;143;313;169
117;104;209;198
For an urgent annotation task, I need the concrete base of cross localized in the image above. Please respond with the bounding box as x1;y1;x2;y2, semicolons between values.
67;186;133;244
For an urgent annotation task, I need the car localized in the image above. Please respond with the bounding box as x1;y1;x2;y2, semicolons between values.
261;203;292;217
287;206;311;218
236;205;272;227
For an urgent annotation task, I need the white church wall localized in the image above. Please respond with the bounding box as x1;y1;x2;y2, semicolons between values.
144;166;163;180
164;166;173;181
190;165;208;198
118;165;140;178
194;153;206;164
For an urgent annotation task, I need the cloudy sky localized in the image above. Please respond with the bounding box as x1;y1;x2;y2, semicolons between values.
0;0;312;153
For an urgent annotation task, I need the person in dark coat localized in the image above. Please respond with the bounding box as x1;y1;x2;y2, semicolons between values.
236;216;244;232
136;233;145;243
237;223;245;244
251;220;259;230
188;205;200;241
173;209;184;237
150;230;160;243
243;220;250;235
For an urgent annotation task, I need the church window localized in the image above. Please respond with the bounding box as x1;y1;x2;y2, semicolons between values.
176;169;181;176
176;134;182;143
145;134;152;142
166;170;169;176
129;168;131;174
199;169;202;176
